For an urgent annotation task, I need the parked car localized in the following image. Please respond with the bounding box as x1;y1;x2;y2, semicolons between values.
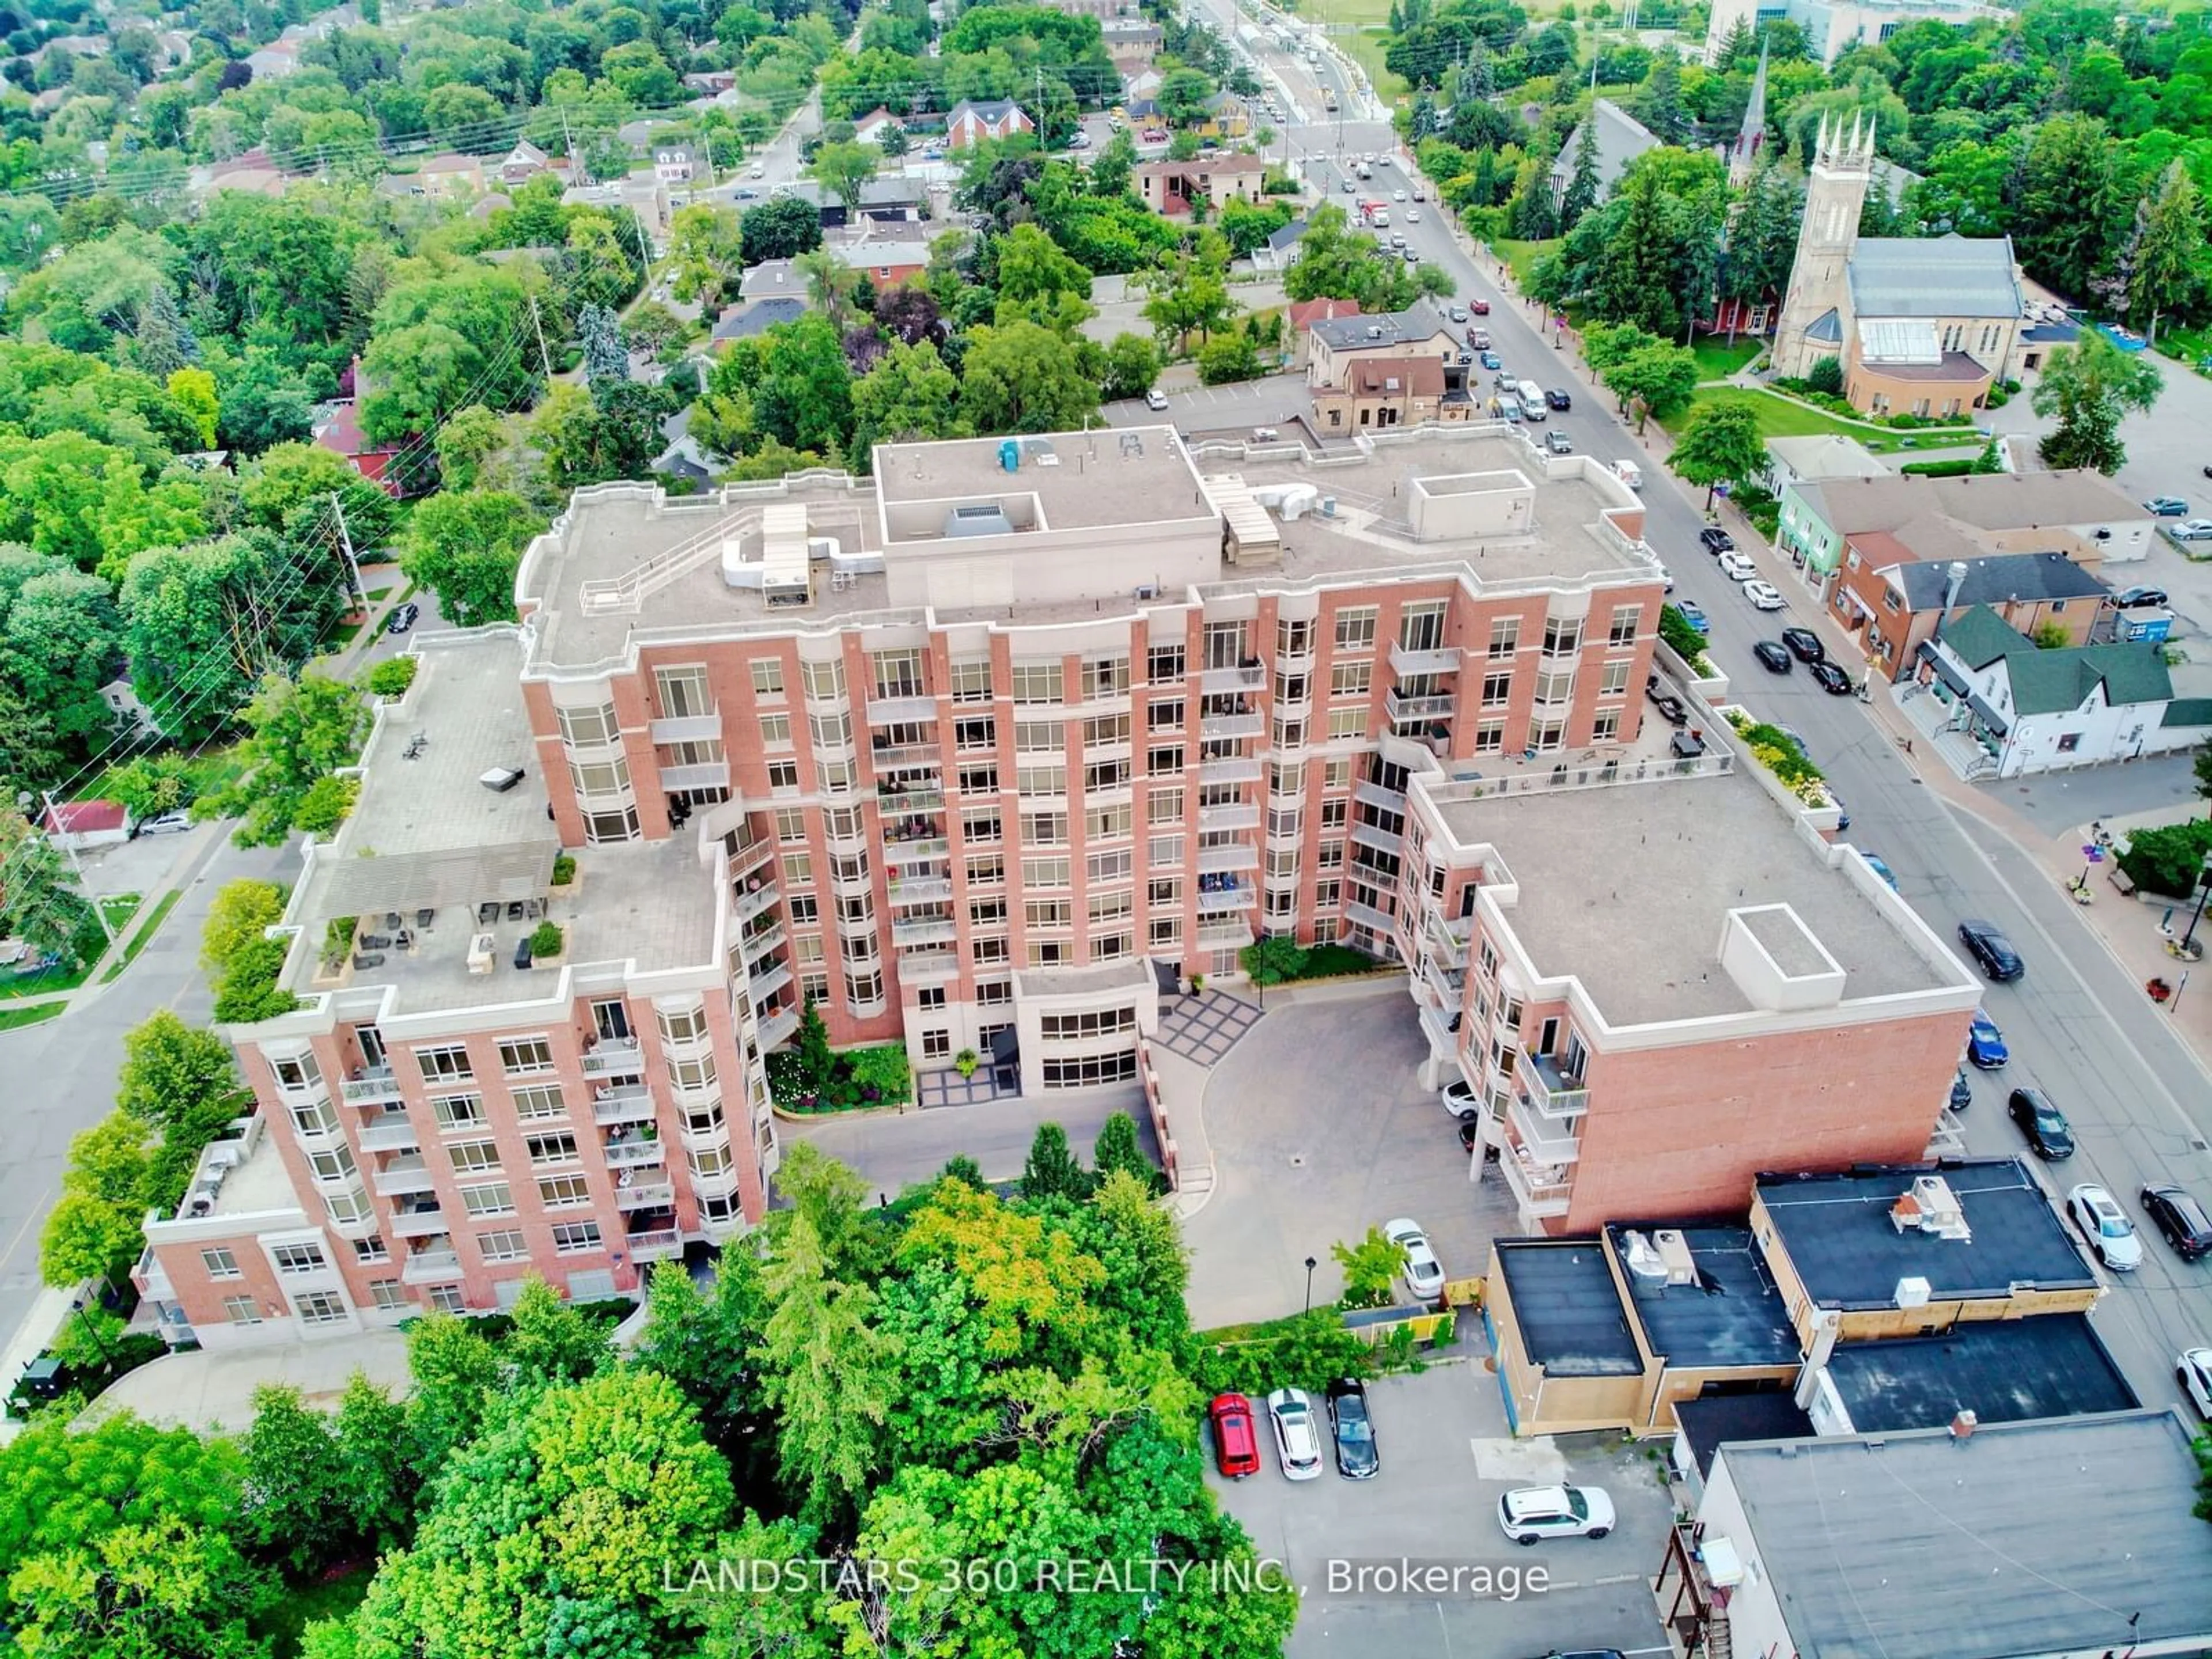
385;601;421;634
1386;1217;1445;1301
1546;388;1571;411
1143;388;1169;411
2168;521;2212;541
1325;1377;1379;1480
1958;918;2024;981
1753;640;1792;673
1675;599;1710;634
1862;851;1898;890
1448;305;1468;323
1809;659;1854;695
1468;297;1490;314
2008;1086;2074;1159
1546;429;1573;454
1646;676;1688;725
2142;1183;2212;1260
1779;626;1824;662
137;809;193;836
1490;396;1521;422
1468;327;1491;349
1266;1387;1324;1481
1744;581;1786;611
1441;1077;1479;1122
1949;1067;1972;1111
2115;584;2171;607
2067;1183;2144;1270
2145;496;2190;516
1718;551;1758;582
1479;351;1502;370
1208;1392;1261;1479
1965;1008;2008;1068
1497;1485;1615;1545
2179;1348;2212;1416
1699;527;1735;555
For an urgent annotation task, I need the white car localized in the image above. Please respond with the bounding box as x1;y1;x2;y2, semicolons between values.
1406;207;1422;223
137;809;194;835
1385;1217;1445;1301
1392;188;1407;202
1441;1078;1479;1122
1717;550;1757;582
1497;1484;1616;1544
1744;581;1786;611
2067;1183;2144;1270
2173;519;2212;541
1143;388;1169;411
1266;1387;1324;1480
1375;153;1392;166
2179;1348;2212;1416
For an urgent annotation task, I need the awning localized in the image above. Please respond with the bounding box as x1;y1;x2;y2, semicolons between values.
1835;586;1874;623
1916;641;2010;734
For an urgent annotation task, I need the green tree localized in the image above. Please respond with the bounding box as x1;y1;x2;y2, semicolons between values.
578;302;629;388
1101;331;1161;402
632;1253;769;1450
2007;113;2121;304
238;1384;350;1574
331;1375;417;1552
1142;249;1235;354
1021;1120;1092;1201
202;880;286;976
506;1276;612;1382
1240;933;1308;1001
0;805;98;968
7;1516;271;1659
1601;341;1701;431
666;204;741;306
0;556;122;753
2124;160;2206;341
2031;330;2164;474
1331;1224;1409;1309
1558;116;1601;230
958;320;1101;433
1588;164;1683;337
400;490;544;627
1636;54;1690;144
1669;398;1766;508
794;993;835;1092
1197;331;1263;384
740;196;824;264
808;138;881;216
400;1313;506;1474
1090;1115;1165;1200
117;1010;247;1134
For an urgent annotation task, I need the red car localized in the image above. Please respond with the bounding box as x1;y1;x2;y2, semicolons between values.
1469;298;1491;315
1209;1392;1261;1479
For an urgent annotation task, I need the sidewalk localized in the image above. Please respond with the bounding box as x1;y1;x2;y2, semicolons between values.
0;1286;75;1445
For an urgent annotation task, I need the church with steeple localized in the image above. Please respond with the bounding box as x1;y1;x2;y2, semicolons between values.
1767;112;2027;418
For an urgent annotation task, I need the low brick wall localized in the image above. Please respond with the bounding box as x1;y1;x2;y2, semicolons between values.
1138;1035;1180;1193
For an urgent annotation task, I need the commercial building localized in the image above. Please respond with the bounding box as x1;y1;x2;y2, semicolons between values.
144;419;1679;1341
1658;1411;2212;1659
1135;153;1266;218
1703;0;1997;69
1803;1312;2137;1434
1835;549;2111;675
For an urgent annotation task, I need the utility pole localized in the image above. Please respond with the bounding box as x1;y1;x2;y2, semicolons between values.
42;790;116;948
528;293;554;379
328;490;363;606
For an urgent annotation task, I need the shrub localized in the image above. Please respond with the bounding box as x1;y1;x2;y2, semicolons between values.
211;934;302;1023
2117;819;2212;898
1198;332;1264;385
552;853;577;885
321;916;357;971
953;1047;979;1078
1806;354;1843;395
847;1043;911;1105
365;657;418;697
1658;602;1707;662
1189;1310;1374;1397
294;774;359;836
528;921;564;958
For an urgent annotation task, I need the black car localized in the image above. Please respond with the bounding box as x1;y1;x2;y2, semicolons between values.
1645;676;1688;725
1752;640;1792;673
1326;1377;1379;1479
2115;585;2170;609
2008;1087;2074;1159
1545;388;1571;411
385;601;421;635
2142;1183;2212;1260
1809;660;1853;695
1780;627;1824;663
1958;918;2024;981
1699;527;1735;555
1949;1067;1972;1112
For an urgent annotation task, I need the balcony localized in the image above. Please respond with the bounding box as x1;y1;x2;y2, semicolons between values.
135;1246;173;1302
1520;1052;1589;1119
627;1228;683;1262
1425;907;1475;955
748;959;794;1003
888;876;953;906
1385;689;1456;725
877;784;946;812
389;1204;448;1238
867;692;937;725
1277;643;1317;676
1506;1092;1583;1164
661;760;731;791
1422;954;1465;1007
729;836;775;882
1390;641;1461;676
603;1133;665;1169
1417;995;1460;1055
358;1113;420;1153
1350;820;1403;855
1196;842;1259;874
1498;1143;1573;1218
1196;920;1255;950
372;1155;437;1197
593;1084;657;1126
401;1248;464;1285
1198;801;1261;832
1343;897;1394;934
1354;778;1407;813
740;921;788;960
584;1039;644;1077
1199;755;1263;786
870;740;940;769
732;881;780;926
650;711;722;745
1199;711;1265;741
882;832;950;863
892;915;959;949
755;1004;801;1047
1200;661;1266;694
1195;880;1256;914
615;1180;677;1211
899;950;961;984
342;1067;402;1106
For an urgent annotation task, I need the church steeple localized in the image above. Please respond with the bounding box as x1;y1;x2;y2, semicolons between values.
1728;40;1770;188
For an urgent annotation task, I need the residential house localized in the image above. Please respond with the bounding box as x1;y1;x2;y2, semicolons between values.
738;259;805;303
944;99;1033;149
794;177;927;230
1039;0;1142;17
683;69;737;96
1122;69;1163;107
852;108;903;147
1100;18;1161;64
847;238;929;287
1836;549;2109;679
1191;91;1251;139
1285;296;1359;368
42;800;130;850
1915;604;2212;776
415;153;488;200
710;298;807;347
313;366;412;499
1310;354;1472;433
1134;154;1266;218
1548;100;1658;210
1658;1412;2212;1659
654;145;697;185
499;138;554;187
1305;298;1457;393
1254;217;1307;274
1759;431;1885;497
200;151;289;199
101;676;161;740
243;40;298;78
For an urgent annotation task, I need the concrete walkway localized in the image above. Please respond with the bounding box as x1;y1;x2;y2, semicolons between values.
78;1328;412;1435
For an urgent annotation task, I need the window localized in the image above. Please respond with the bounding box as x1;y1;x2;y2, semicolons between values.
368;1281;407;1310
955;716;995;751
1041;1052;1140;1088
916;986;946;1010
873;649;926;699
1331;662;1372;698
479;1229;528;1263
766;760;800;792
222;1295;262;1326
1026;899;1073;927
1149;915;1181;946
416;1044;473;1083
307;1146;357;1184
431;1093;485;1130
1040;1007;1137;1040
964;808;1003;844
847;969;883;1007
1022;810;1067;843
1541;618;1582;656
950;656;994;702
1598;661;1631;698
556;702;619;748
967;853;1005;887
353;1237;389;1264
1088;847;1134;884
428;1286;465;1313
539;1175;593;1209
1315;879;1341;909
1010;661;1063;704
293;1291;349;1325
1016;719;1062;754
1149;834;1184;866
1082;713;1131;747
1327;706;1367;740
1606;605;1640;647
978;979;1013;1006
1203;621;1248;668
1085;759;1131;791
1482;671;1512;707
1488;618;1520;660
1087;803;1132;839
272;1243;327;1275
1147;744;1183;777
2056;732;2081;753
1398;601;1446;652
527;1133;580;1165
553;1222;603;1253
1320;797;1347;828
1089;888;1132;923
1023;856;1072;888
1081;655;1129;698
801;658;845;701
656;665;713;718
1147;698;1184;732
271;1053;321;1092
750;658;785;698
569;757;633;800
499;1037;555;1075
922;1028;951;1059
461;1182;517;1217
1475;720;1505;753
758;714;793;747
1147;644;1185;681
1149;786;1184;825
1592;711;1620;743
200;1247;242;1280
658;1004;710;1044
1335;607;1378;650
1017;764;1067;797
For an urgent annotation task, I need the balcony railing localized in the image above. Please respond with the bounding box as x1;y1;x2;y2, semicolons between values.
615;1180;677;1211
1199;661;1267;693
888;876;953;906
603;1135;666;1169
401;1249;464;1285
877;785;946;812
899;950;961;984
755;1005;801;1048
1507;1092;1582;1164
593;1085;657;1126
1199;711;1265;741
1351;820;1402;855
1385;690;1456;725
740;922;788;960
1520;1052;1589;1119
342;1068;402;1105
389;1205;448;1238
372;1155;437;1197
730;837;776;882
1354;778;1407;813
649;711;722;744
358;1113;420;1152
584;1039;644;1076
1199;755;1263;786
661;760;731;791
1497;1145;1573;1218
867;692;937;725
1198;801;1261;832
1389;641;1461;676
732;881;781;926
627;1228;683;1261
1196;842;1259;873
1196;920;1255;950
1195;881;1256;914
892;915;959;949
749;960;794;1003
870;741;940;769
1343;897;1394;934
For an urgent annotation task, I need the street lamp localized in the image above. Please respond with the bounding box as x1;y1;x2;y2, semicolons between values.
1303;1255;1319;1316
69;1297;113;1368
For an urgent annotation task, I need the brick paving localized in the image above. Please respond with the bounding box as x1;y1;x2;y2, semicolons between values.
1153;988;1266;1065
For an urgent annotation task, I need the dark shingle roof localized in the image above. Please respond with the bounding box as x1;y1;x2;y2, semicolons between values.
1310;297;1453;352
711;298;806;341
1891;552;2108;612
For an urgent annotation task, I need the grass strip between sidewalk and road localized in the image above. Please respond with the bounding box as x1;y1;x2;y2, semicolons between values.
0;1001;65;1031
100;889;184;984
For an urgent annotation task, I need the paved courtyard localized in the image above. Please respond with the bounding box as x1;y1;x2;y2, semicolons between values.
1182;989;1517;1329
1156;988;1267;1065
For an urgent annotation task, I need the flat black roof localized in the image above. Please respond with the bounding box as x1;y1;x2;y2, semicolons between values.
1821;1313;2138;1433
1496;1238;1642;1377
1755;1158;2096;1309
1673;1393;1816;1479
1607;1224;1802;1369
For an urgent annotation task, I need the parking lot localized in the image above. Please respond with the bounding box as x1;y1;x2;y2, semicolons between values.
1181;988;1518;1329
1209;1365;1673;1658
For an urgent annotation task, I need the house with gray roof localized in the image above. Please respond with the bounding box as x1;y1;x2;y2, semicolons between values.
1304;298;1459;402
1919;604;2212;776
711;297;806;346
1660;1410;2212;1659
1548;100;1660;211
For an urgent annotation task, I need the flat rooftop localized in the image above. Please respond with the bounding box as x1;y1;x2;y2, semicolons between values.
181;1124;296;1221
1755;1158;2097;1310
1672;1393;1814;1479
1495;1238;1642;1377
873;429;1204;537
1436;765;1945;1025
1606;1224;1800;1369
1716;1411;2212;1659
1820;1313;2137;1433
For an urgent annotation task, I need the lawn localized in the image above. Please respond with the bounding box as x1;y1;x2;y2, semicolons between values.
1336;27;1409;102
0;1001;64;1031
253;1568;375;1659
1691;336;1764;381
1491;237;1560;292
85;744;247;808
1659;386;1979;455
0;895;141;1002
2156;323;2212;377
100;889;183;984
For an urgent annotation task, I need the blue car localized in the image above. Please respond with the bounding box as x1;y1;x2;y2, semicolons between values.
1675;600;1709;634
1861;851;1897;891
1479;351;1502;370
1965;1009;2008;1069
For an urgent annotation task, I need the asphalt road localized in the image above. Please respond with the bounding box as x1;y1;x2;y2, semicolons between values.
0;834;298;1363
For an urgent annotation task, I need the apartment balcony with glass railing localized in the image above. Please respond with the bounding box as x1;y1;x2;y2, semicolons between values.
867;691;937;725
1196;841;1260;873
402;1247;464;1285
1351;820;1403;856
748;959;793;1005
1506;1092;1582;1164
888;875;953;906
740;921;787;960
1343;896;1393;934
358;1112;420;1152
1520;1052;1589;1119
372;1154;437;1198
342;1067;402;1105
1199;711;1265;741
1195;878;1257;914
615;1180;677;1211
877;782;945;812
1354;778;1407;813
602;1131;665;1169
661;760;730;791
1498;1141;1574;1218
892;914;960;949
1199;755;1263;786
755;1003;801;1047
627;1228;683;1261
650;711;721;745
1385;688;1456;726
732;881;781;927
584;1038;644;1076
1198;800;1261;832
729;836;776;883
869;738;941;769
593;1084;657;1126
1389;641;1461;676
389;1202;448;1238
1200;660;1267;694
1196;919;1255;950
899;950;961;984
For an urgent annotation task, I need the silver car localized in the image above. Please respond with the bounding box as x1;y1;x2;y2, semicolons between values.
1266;1387;1324;1480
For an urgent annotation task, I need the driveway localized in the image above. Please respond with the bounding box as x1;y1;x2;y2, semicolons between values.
1182;990;1517;1329
1211;1364;1673;1658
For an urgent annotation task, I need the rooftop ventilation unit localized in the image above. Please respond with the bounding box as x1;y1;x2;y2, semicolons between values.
1890;1175;1971;1241
1622;1230;1664;1279
944;504;1014;539
479;767;526;793
1652;1229;1699;1286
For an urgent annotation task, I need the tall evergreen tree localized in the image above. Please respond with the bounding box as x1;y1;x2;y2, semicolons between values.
1507;156;1560;240
132;281;196;380
1021;1121;1092;1202
1559;117;1603;230
1590;165;1682;337
578;302;630;389
2126;160;2206;342
1638;55;1690;145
